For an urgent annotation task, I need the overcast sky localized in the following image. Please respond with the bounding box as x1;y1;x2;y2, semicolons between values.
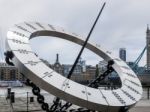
0;0;149;66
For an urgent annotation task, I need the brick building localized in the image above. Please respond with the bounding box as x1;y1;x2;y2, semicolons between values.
0;62;25;81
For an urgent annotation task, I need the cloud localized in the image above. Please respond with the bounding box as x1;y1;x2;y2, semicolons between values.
0;0;149;66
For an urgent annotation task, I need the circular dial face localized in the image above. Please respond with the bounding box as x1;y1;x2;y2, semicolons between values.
6;22;143;111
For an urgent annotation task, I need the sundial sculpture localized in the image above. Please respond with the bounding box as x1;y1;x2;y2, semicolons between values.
4;2;142;112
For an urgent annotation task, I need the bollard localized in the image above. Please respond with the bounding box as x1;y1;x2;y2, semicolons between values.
10;92;15;103
30;97;34;102
7;87;11;99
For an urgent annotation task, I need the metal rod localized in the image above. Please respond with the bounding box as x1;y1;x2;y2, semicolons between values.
148;87;150;100
67;2;106;79
27;92;29;112
51;3;106;111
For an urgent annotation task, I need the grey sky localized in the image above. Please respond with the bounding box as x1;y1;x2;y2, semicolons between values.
0;0;149;66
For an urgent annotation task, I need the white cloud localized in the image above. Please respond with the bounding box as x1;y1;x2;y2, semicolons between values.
0;0;149;66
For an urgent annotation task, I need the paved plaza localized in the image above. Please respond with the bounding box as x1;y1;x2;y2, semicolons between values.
130;100;150;112
0;87;149;112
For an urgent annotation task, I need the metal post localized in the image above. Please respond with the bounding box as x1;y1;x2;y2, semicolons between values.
7;87;11;99
50;3;106;111
67;2;106;79
27;92;29;112
148;87;150;100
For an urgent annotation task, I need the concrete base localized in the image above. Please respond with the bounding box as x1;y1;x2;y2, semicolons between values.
130;100;150;112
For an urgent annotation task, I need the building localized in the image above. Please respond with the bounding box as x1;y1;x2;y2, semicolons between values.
51;54;64;75
119;48;126;62
62;64;82;76
99;60;107;72
146;25;150;70
0;62;25;82
50;54;96;83
51;54;87;77
62;58;86;76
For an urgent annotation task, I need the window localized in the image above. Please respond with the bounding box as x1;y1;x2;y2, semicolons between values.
0;69;4;80
10;70;16;80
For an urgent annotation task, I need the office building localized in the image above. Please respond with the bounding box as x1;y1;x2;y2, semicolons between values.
119;48;126;62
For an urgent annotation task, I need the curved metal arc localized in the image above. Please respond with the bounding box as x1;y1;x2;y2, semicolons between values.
6;22;143;112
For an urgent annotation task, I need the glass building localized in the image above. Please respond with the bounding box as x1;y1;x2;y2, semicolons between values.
119;48;126;62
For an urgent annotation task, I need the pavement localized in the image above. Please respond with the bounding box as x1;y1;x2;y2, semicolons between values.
0;97;149;112
0;87;149;112
130;99;150;112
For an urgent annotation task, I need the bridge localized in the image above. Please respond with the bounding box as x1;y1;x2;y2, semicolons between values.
128;25;150;86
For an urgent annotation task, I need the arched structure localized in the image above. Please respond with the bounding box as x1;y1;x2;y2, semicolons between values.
6;22;143;112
